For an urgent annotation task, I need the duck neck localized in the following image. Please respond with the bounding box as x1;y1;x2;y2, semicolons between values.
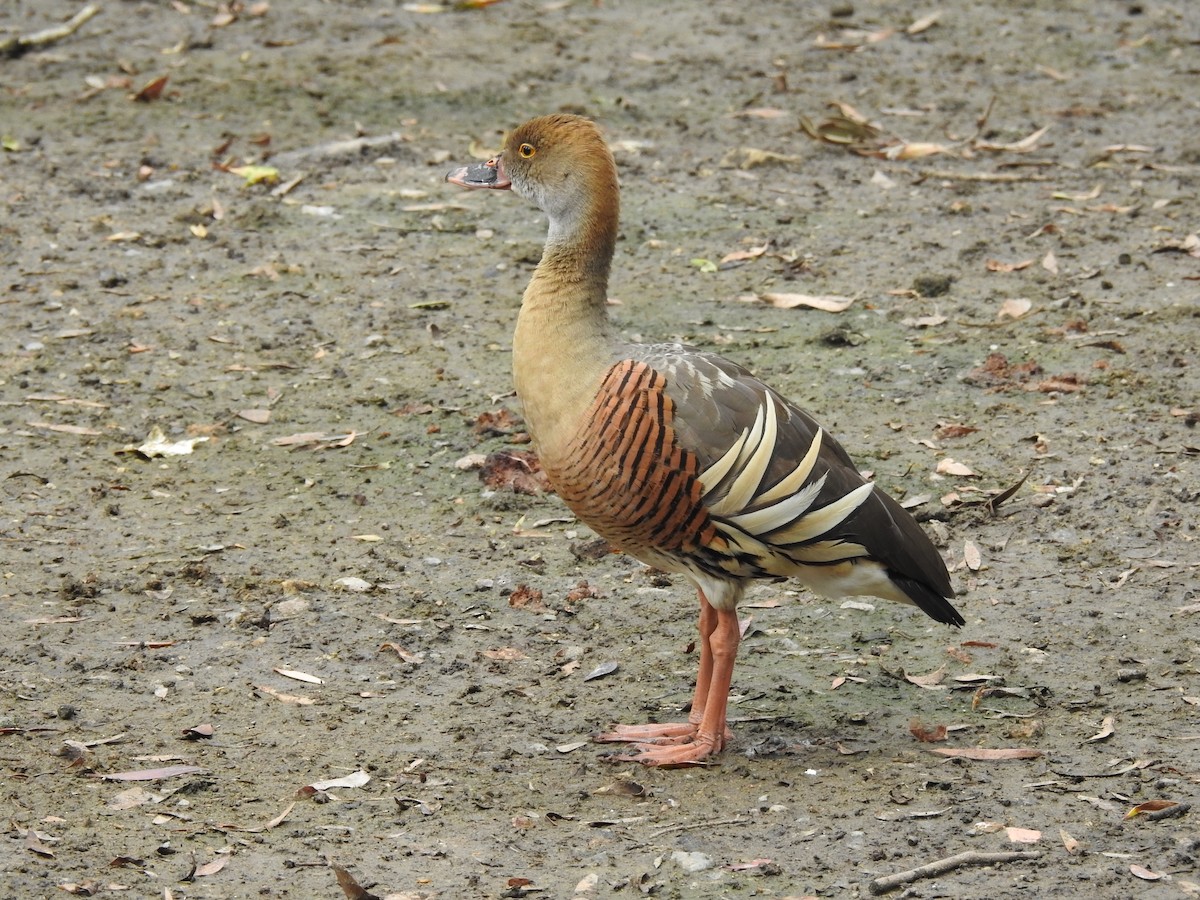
512;177;621;456
516;181;619;344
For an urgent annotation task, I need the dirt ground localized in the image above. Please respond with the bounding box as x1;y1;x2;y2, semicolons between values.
2;1;1198;897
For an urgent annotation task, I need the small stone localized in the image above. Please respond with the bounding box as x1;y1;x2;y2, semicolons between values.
671;851;714;874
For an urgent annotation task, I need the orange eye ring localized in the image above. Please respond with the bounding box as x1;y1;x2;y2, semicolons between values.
518;142;536;159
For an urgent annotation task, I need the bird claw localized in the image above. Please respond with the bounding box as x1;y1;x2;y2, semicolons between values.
594;722;699;745
594;721;730;766
602;740;721;768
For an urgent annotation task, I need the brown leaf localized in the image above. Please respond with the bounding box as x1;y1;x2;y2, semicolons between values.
905;665;947;689
508;584;547;611
392;401;435;416
565;580;601;603
23;829;57;858
592;778;647;797
963;540;982;571
752;292;855;312
1085;715;1115;743
1152;233;1200;257
909;719;948;743
1125;799;1178;819
936;458;977;477
933;423;978;440
380;643;424;665
986;259;1034;272
1005;826;1042;844
133;75;169;102
1130;864;1166;881
473;406;523;435
885;141;949;160
730;108;787;119
926;747;1044;760
479;449;548;494
254;684;316;705
332;864;380;900
907;11;941;33
719;243;769;264
1060;828;1081;854
194;856;229;878
997;298;1033;319
1029;375;1085;393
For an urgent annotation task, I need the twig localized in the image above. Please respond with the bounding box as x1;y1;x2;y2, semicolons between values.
649;816;747;838
869;849;1042;895
0;4;102;58
919;169;1051;183
1144;801;1190;822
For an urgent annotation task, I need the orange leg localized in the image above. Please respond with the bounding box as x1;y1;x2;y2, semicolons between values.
595;591;740;766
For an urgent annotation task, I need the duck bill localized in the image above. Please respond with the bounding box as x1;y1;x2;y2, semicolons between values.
445;156;511;190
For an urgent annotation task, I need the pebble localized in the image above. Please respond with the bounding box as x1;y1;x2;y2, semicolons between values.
671;851;714;874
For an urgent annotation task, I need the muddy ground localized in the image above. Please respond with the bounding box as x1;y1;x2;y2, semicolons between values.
2;1;1198;897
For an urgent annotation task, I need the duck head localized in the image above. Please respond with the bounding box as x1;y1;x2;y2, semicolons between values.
448;115;616;220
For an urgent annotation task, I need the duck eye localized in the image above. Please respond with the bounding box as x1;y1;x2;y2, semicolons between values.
518;143;536;159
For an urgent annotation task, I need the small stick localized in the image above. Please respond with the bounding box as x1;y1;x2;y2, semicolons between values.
869;849;1042;895
1;4;102;58
920;170;1051;183
649;816;747;838
1144;801;1190;822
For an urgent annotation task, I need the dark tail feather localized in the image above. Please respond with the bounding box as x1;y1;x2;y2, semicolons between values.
891;574;964;627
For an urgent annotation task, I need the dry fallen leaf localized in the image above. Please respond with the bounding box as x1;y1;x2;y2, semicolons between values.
273;667;323;685
134;426;209;458
998;298;1033;320
303;770;371;793
133;75;168;102
936;458;978;477
720;243;769;264
583;660;619;681
986;259;1035;273
750;292;855;312
1124;799;1179;819
1005;826;1042;844
332;863;375;900
909;719;948;742
254;684;316;705
193;856;229;878
963;540;982;571
380;643;424;664
905;665;947;689
907;11;941;33
885;141;949;160
1085;715;1116;743
1130;864;1166;881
